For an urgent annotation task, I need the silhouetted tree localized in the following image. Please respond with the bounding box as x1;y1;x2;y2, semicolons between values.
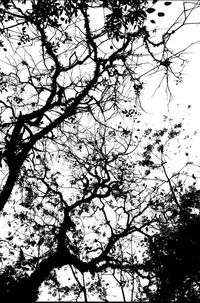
0;0;199;301
143;187;200;303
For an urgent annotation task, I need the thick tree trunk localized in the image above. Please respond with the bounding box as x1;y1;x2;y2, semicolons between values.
4;253;64;302
2;251;90;301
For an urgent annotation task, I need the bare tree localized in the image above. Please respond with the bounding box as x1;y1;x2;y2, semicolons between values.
0;0;199;301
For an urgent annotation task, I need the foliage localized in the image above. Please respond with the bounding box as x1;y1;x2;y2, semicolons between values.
0;0;199;301
144;187;200;303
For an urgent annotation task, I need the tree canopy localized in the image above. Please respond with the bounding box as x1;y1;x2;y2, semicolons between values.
144;187;200;303
0;0;199;301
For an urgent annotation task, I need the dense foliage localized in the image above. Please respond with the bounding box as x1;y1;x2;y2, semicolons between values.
144;187;200;303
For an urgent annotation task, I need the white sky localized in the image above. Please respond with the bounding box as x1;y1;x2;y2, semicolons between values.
136;1;200;185
42;2;200;300
1;1;200;301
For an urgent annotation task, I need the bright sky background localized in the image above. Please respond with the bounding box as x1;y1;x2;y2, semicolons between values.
40;2;200;300
16;1;200;301
137;0;200;186
0;1;200;301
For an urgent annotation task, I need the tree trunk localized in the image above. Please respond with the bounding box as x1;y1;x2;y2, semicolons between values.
3;252;64;302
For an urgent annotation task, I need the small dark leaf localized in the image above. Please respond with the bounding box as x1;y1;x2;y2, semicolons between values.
158;12;165;17
146;8;156;14
164;2;172;6
150;19;156;24
38;238;44;246
1;0;10;9
152;0;159;4
103;0;108;7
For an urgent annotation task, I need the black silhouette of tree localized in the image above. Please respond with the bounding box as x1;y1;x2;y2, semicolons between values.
0;0;199;301
143;187;200;303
